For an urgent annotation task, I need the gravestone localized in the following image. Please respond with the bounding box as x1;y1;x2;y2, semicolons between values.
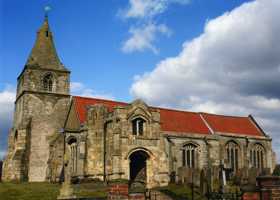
211;166;220;191
200;170;208;195
193;169;201;186
248;167;258;185
260;168;271;176
177;167;198;185
170;171;176;183
239;167;249;185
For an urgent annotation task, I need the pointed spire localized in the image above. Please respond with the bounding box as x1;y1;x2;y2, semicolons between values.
26;15;67;71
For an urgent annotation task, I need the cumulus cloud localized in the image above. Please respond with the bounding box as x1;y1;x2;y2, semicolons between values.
0;86;16;159
0;150;6;160
119;0;189;53
70;82;115;100
122;23;172;54
131;0;280;161
119;0;191;19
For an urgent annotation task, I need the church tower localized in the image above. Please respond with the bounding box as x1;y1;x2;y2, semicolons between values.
2;16;71;182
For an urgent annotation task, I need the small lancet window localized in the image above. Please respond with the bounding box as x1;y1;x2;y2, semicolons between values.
43;74;53;92
132;118;145;136
46;31;49;37
14;130;18;143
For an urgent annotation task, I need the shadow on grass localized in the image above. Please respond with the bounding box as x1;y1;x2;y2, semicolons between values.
156;184;207;200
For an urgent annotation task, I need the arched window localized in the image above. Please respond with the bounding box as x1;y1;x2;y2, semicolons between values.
14;130;18;143
226;141;239;172
68;137;78;174
132;118;145;136
182;143;197;168
250;144;265;170
43;74;53;92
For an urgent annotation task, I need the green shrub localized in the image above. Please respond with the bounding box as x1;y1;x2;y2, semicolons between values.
273;165;280;176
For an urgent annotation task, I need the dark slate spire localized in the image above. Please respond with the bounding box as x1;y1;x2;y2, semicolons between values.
26;16;67;71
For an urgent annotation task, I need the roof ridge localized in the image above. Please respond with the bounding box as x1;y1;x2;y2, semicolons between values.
155;106;199;114
200;112;249;119
73;96;251;118
73;95;127;105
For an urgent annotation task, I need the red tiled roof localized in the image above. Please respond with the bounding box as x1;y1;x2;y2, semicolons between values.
73;96;264;137
201;113;263;136
73;96;127;123
159;108;210;134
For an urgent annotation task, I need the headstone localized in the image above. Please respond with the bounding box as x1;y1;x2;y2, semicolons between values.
260;168;271;176
248;167;258;185
239;167;249;185
170;171;176;183
193;169;201;186
200;170;208;195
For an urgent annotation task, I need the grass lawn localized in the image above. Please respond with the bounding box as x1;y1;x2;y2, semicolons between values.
0;182;60;200
0;182;107;200
156;184;207;200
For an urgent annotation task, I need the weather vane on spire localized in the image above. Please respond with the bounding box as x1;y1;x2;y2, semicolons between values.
44;5;52;18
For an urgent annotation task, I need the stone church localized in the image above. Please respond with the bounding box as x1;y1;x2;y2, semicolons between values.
2;16;276;188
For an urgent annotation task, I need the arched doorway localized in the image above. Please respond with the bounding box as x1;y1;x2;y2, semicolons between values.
129;150;149;188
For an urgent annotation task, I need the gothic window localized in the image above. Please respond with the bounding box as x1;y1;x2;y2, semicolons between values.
68;137;78;174
43;73;53;92
132;118;145;136
226;141;239;172
182;143;197;168
250;144;265;170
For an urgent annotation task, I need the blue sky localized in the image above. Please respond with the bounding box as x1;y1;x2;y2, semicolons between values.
1;0;251;99
1;0;280;162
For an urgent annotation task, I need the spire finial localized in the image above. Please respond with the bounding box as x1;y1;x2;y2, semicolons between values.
44;5;51;19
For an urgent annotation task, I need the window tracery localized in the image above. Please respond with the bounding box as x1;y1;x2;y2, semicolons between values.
182;143;197;168
250;144;265;170
226;141;239;172
68;137;78;174
43;73;53;92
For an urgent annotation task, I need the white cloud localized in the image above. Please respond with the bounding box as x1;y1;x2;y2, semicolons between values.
70;82;114;100
0;86;16;159
131;0;280;161
119;0;190;54
120;0;190;19
122;23;172;54
0;150;6;160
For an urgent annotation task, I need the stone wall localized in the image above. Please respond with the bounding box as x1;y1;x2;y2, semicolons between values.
166;133;274;187
80;100;169;188
2;64;70;182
